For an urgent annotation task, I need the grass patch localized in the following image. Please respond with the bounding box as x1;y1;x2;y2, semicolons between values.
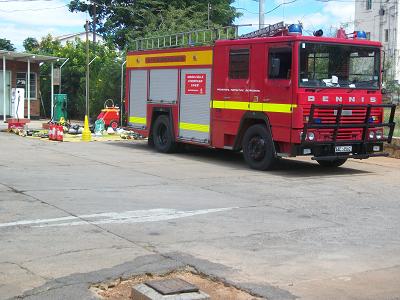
384;106;400;137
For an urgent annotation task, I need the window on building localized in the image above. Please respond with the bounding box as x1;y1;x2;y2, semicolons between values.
229;49;250;79
366;0;372;10
268;47;292;79
385;29;389;42
16;72;37;99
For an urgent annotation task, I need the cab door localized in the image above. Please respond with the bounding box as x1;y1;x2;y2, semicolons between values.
248;43;266;112
264;43;294;142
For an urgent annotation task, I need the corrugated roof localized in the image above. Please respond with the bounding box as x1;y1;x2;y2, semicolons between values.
0;50;66;63
56;32;87;40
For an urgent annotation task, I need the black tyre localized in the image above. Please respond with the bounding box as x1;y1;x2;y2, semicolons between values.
316;158;347;168
152;115;177;153
242;124;276;170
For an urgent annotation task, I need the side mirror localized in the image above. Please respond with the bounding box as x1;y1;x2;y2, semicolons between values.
381;88;387;95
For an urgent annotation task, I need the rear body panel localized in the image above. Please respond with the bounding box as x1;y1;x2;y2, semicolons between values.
126;47;213;144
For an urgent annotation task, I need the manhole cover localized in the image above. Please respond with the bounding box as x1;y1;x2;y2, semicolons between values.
145;278;199;295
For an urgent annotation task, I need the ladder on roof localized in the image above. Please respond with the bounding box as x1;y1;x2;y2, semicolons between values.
240;21;286;39
130;22;287;51
131;26;239;51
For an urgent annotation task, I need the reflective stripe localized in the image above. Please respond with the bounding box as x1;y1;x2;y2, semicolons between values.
212;100;296;113
179;122;210;133
261;103;296;113
129;116;146;124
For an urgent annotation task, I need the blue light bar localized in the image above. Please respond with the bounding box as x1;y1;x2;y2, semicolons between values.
356;31;367;39
288;24;302;36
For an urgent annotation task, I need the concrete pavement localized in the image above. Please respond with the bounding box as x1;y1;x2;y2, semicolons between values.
0;132;400;299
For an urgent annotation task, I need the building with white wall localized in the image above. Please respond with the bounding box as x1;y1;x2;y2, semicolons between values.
56;32;104;46
355;0;399;81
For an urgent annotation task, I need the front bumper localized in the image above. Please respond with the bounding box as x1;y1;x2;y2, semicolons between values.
298;104;396;160
296;141;386;160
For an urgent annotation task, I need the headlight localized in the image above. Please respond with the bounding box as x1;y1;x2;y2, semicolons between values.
369;131;375;139
308;132;315;141
376;130;383;140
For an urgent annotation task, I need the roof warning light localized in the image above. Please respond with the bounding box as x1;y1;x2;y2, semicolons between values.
288;24;302;36
356;31;367;39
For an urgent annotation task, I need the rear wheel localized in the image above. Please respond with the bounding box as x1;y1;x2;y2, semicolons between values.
242;124;276;170
316;158;347;168
152;115;177;153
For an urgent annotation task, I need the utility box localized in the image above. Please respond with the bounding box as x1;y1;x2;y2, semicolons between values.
54;94;67;122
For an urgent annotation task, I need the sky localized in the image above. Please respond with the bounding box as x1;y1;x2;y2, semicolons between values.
0;0;356;50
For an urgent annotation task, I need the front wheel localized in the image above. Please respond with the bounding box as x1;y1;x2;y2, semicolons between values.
152;115;177;153
242;124;276;170
316;158;347;168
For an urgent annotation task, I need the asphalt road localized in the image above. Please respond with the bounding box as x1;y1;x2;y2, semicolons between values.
1;132;400;300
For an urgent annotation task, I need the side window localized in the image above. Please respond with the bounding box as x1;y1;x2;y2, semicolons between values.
366;0;372;10
268;47;292;79
229;49;249;79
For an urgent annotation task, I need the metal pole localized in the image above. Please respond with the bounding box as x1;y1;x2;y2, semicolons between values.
86;20;89;118
27;58;30;119
87;56;97;120
93;2;97;43
59;58;69;94
2;56;5;122
259;0;265;29
120;60;126;126
207;3;211;29
51;62;54;120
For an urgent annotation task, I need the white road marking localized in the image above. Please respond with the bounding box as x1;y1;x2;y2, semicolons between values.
0;207;237;228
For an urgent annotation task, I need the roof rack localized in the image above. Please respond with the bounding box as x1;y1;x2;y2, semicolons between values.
131;26;239;51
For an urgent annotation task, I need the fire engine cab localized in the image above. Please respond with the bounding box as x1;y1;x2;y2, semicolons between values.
126;22;396;170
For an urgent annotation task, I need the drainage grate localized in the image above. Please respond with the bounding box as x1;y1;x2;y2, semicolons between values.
145;278;199;295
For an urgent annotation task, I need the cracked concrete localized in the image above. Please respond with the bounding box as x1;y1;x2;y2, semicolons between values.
1;132;400;299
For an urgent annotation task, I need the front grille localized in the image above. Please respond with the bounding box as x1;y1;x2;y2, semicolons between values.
301;104;396;145
317;128;363;141
303;107;382;125
303;106;382;141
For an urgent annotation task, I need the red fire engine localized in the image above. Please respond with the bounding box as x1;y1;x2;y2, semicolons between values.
125;22;396;170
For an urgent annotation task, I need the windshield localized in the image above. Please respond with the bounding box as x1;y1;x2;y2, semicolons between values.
299;42;380;89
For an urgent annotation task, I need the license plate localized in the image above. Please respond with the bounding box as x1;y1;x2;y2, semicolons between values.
335;146;352;153
334;110;352;116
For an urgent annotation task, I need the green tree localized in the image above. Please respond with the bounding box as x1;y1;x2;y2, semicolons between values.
35;35;122;120
23;37;40;52
0;38;16;51
68;0;240;48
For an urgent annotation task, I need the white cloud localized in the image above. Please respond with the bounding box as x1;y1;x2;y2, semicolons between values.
0;0;87;50
235;0;355;35
322;1;355;29
0;0;86;26
0;23;62;49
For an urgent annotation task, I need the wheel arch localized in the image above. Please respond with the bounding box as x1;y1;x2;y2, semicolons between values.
233;112;276;153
